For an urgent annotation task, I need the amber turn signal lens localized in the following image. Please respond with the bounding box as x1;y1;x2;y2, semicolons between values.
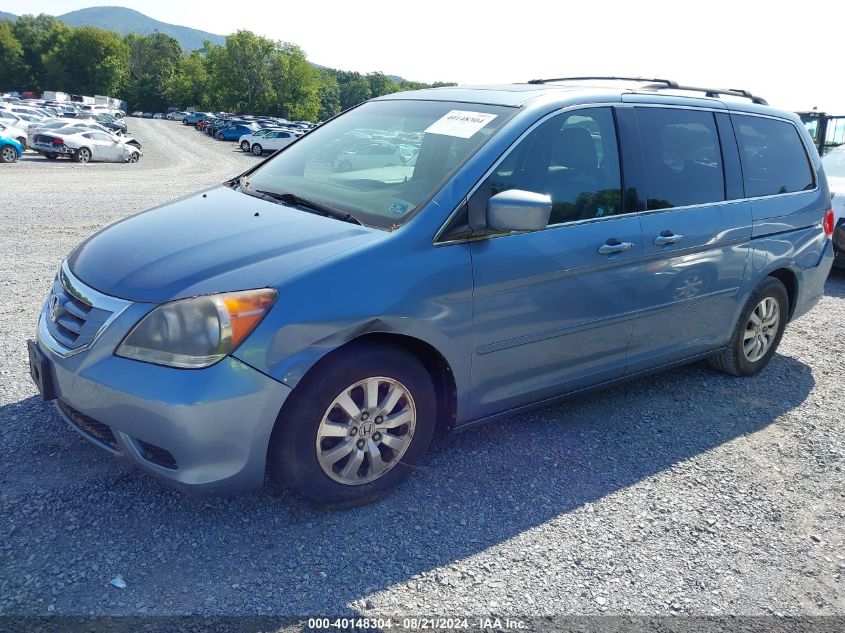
221;290;278;346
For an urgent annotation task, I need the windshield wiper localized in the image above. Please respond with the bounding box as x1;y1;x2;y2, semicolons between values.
256;190;363;226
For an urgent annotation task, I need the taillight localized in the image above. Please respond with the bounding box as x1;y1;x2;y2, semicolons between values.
823;209;834;237
52;138;63;145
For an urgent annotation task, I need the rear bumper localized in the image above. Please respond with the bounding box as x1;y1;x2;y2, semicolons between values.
35;286;291;495
792;239;835;321
31;142;74;155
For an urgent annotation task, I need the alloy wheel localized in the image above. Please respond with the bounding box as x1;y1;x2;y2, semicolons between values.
315;376;416;485
1;146;16;162
743;297;780;362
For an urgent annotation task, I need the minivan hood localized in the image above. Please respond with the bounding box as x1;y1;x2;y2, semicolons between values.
68;186;380;303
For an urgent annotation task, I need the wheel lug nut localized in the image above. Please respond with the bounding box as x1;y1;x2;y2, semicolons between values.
373;432;381;441
361;412;369;420
375;416;383;423
356;439;365;449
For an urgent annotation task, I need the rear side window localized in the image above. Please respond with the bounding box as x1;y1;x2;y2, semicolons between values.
636;108;725;210
733;115;814;197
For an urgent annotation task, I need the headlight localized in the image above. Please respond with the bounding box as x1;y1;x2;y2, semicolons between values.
116;289;277;368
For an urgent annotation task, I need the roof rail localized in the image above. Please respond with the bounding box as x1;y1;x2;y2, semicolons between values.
525;76;768;106
527;76;679;87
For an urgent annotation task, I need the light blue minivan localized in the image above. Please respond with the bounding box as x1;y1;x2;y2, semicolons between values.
29;78;835;504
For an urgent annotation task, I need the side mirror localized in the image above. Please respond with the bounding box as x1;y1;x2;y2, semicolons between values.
487;189;552;232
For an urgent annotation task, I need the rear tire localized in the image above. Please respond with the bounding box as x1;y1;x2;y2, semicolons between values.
45;153;58;160
269;342;436;506
16;137;26;151
74;147;91;164
708;276;789;377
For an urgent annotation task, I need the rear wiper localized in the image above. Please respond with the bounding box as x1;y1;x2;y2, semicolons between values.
256;190;363;226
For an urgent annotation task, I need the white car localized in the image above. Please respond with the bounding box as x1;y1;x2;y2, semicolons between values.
0;110;33;131
30;129;142;163
333;143;406;171
153;113;165;120
166;111;189;121
28;122;141;151
241;129;300;155
822;145;845;268
0;121;29;150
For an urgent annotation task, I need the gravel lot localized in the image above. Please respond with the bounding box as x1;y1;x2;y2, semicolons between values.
0;118;843;619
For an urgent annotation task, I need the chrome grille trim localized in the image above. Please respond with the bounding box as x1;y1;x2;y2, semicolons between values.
38;261;131;358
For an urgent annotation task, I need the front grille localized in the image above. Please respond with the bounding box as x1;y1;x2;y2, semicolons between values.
58;401;119;451
44;271;114;351
136;439;178;470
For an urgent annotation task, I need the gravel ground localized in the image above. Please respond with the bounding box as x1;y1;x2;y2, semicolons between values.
0;118;843;619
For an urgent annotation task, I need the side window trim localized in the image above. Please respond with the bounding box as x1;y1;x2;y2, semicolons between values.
435;104;633;245
715;111;745;200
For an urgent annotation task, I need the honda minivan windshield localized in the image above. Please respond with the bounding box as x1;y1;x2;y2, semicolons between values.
241;100;514;229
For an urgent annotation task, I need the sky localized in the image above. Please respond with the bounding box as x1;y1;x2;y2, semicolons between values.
4;0;844;112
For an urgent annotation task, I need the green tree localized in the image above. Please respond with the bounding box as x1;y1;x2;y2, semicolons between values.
366;71;398;98
337;72;371;110
0;20;25;91
11;14;70;91
124;32;182;110
212;30;277;113
317;69;341;121
44;26;129;96
165;49;211;110
271;43;319;120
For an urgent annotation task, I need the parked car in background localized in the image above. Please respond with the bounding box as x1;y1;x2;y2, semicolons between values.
0;110;34;131
0;135;23;163
30;129;141;163
0;121;29;150
238;128;289;151
822;145;845;267
153;113;164;119
333;143;406;171
183;112;210;125
216;123;260;141
246;129;300;155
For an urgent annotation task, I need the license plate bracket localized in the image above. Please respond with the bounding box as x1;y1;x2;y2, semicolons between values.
27;339;57;401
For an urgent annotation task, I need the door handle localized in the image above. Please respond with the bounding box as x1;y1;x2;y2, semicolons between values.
597;240;635;255
653;232;684;246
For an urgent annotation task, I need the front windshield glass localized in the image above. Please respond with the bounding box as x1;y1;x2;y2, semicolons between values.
243;99;514;229
822;147;845;179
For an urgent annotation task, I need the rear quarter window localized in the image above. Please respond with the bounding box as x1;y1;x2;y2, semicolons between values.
732;115;815;197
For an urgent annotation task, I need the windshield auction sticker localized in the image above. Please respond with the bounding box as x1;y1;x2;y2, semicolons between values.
424;110;498;138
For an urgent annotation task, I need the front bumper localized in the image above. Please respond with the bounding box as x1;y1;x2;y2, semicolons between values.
34;266;291;494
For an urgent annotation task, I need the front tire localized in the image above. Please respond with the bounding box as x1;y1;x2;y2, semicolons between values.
251;143;263;156
240;140;251;152
127;152;140;163
269;342;436;505
709;276;789;377
16;137;26;151
0;145;17;163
